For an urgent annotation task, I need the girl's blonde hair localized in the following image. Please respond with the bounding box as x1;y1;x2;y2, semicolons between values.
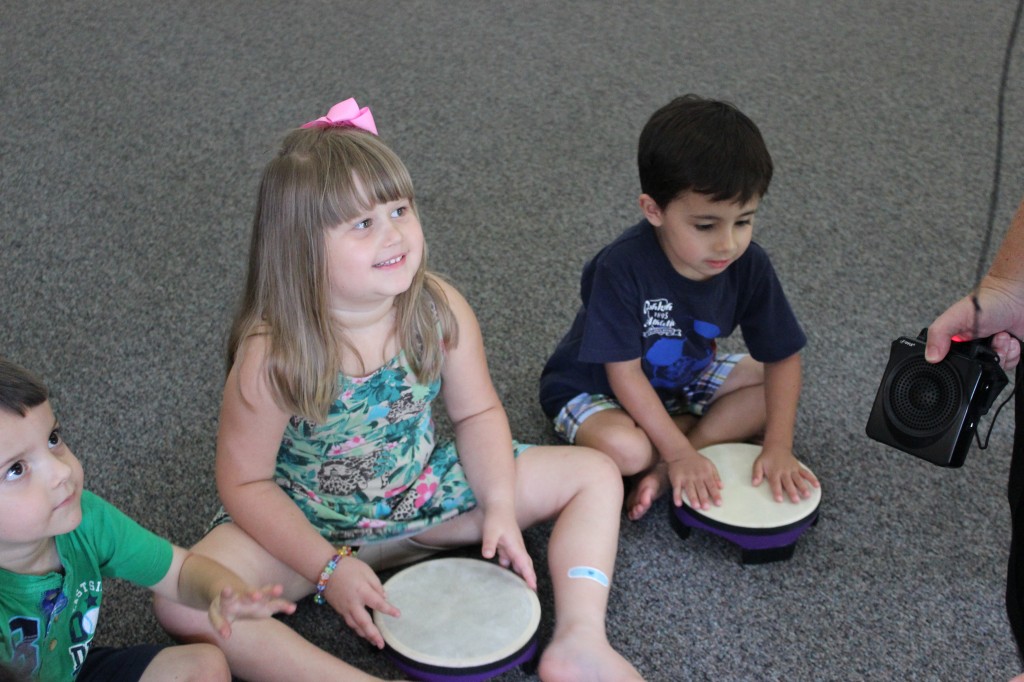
229;126;457;423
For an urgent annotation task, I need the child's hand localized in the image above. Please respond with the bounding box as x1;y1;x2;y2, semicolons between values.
752;446;820;503
667;453;723;510
325;556;399;649
482;507;536;590
208;583;296;639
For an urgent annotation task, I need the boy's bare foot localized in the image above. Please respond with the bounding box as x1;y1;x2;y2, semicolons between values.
625;465;670;521
538;623;644;682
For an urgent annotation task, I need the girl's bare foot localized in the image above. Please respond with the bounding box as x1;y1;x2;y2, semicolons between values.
538;623;644;682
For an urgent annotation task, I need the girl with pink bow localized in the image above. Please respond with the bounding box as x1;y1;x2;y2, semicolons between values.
153;98;644;682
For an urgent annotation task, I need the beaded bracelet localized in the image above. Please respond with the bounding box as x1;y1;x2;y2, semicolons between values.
313;546;354;605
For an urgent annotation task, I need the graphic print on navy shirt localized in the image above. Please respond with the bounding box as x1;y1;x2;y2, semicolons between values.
642;297;720;392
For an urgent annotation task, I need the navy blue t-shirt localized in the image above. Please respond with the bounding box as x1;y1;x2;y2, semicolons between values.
539;220;806;418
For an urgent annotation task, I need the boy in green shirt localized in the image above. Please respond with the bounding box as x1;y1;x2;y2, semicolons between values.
0;357;295;681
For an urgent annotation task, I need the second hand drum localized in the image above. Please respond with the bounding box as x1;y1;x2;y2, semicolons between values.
670;442;822;564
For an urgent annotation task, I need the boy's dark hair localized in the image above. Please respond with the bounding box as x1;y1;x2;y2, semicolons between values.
638;94;773;208
0;357;48;416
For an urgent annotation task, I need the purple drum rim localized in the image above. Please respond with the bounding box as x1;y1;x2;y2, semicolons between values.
673;503;819;550
385;633;539;682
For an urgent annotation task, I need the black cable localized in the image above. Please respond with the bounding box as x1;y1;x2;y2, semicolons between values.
977;333;1024;449
969;0;1023;449
978;391;1015;449
972;0;1023;302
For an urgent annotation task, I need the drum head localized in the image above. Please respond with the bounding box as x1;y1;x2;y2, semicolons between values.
682;443;821;529
373;557;541;670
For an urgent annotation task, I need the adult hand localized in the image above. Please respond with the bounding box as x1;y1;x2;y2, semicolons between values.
925;282;1024;369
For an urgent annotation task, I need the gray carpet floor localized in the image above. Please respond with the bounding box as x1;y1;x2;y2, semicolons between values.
3;2;1024;680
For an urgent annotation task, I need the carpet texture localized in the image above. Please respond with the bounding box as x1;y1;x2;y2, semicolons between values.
3;2;1023;680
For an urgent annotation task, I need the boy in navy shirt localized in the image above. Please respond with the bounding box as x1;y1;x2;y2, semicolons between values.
540;94;819;520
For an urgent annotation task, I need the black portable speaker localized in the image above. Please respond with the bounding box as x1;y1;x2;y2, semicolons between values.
865;330;1008;467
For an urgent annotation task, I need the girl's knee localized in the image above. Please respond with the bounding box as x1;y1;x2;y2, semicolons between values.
191;524;314;601
152;593;194;638
153;593;219;642
516;445;624;513
182;644;231;682
144;643;230;682
568;446;626;500
584;446;626;480
184;644;231;682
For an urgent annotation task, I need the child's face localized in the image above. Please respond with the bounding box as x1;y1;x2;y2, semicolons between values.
0;401;84;552
325;196;424;311
640;191;759;281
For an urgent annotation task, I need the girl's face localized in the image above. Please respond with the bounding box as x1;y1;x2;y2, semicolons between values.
325;196;424;312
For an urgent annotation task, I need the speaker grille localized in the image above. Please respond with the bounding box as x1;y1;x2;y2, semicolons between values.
886;355;962;435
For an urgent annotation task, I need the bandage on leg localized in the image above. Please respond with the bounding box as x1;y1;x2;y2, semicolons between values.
567;566;610;587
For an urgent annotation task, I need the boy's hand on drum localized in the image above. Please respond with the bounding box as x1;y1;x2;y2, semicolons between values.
327;556;399;649
752;446;819;503
667;453;723;510
481;507;536;590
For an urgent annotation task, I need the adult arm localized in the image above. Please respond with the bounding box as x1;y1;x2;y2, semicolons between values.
926;197;1024;368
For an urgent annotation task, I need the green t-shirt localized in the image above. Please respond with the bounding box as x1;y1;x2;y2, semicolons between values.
0;490;173;681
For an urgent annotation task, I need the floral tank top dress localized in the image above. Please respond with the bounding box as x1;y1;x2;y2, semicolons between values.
269;347;530;545
271;349;477;544
208;332;533;543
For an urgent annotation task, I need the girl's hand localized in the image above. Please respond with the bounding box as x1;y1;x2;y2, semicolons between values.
324;555;399;649
481;507;536;590
208;583;296;639
667;453;723;510
752;446;819;503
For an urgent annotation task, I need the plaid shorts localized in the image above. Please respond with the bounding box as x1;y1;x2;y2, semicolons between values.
552;353;746;444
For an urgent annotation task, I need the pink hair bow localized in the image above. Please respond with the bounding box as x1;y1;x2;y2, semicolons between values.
301;98;377;135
